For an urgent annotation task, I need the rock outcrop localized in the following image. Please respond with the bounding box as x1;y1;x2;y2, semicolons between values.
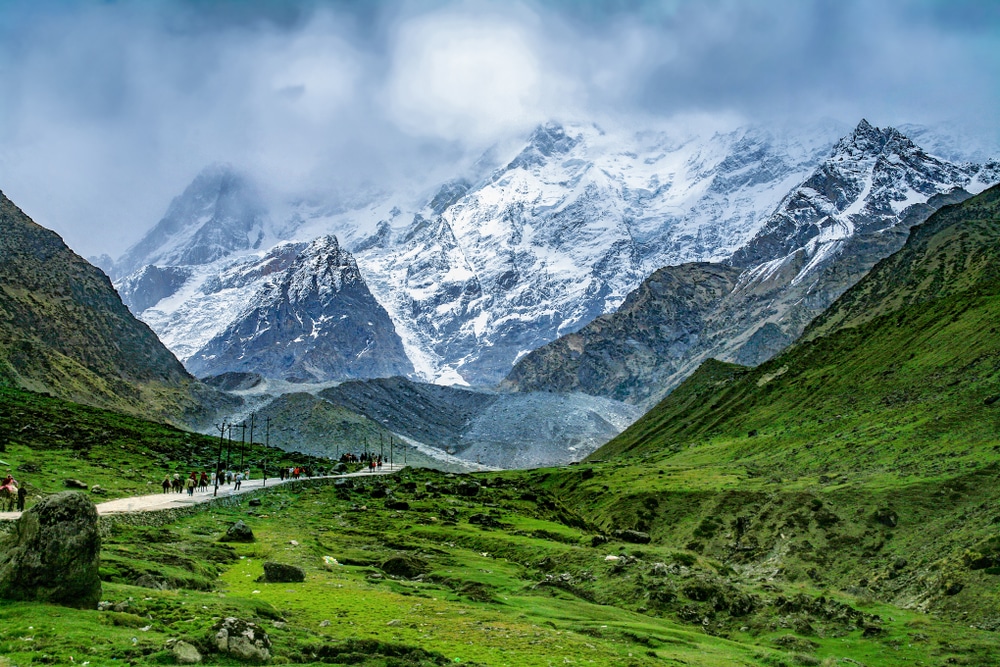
0;491;101;608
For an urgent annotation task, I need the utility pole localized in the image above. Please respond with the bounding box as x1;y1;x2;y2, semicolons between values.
214;421;227;496
226;424;233;481
263;416;271;487
239;420;247;470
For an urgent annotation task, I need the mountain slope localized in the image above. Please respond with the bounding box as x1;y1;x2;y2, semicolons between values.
503;263;742;404
592;182;1000;463
0;190;233;427
506;121;997;405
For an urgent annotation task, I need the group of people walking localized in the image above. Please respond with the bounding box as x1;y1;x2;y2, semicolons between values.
161;470;247;495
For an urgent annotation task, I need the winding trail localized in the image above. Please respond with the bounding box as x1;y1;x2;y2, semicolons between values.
0;464;401;522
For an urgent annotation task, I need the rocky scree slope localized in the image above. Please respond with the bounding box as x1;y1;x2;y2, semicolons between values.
506;121;999;406
320;375;642;468
0;191;233;428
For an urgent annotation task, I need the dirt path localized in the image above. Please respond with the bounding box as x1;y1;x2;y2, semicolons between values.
0;465;401;521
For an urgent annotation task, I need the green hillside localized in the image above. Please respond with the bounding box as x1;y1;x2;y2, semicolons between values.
592;184;1000;478
0;191;235;429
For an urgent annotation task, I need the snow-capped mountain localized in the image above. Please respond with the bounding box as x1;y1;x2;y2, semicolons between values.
117;120;841;385
353;121;839;384
114;119;995;392
505;120;999;405
178;235;412;382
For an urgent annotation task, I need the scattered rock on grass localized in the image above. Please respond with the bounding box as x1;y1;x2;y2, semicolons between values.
456;481;480;497
381;554;430;579
258;562;305;583
220;520;255;543
213;617;271;663
614;529;651;544
166;638;202;664
64;478;89;489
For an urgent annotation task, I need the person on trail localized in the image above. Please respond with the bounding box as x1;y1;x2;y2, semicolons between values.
234;471;242;491
162;475;171;494
173;473;181;493
199;471;209;491
185;475;195;496
16;485;26;511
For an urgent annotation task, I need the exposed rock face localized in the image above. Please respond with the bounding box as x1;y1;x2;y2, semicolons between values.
0;491;101;608
213;617;271;663
185;236;413;383
503;263;742;405
258;562;305;583
116;265;192;314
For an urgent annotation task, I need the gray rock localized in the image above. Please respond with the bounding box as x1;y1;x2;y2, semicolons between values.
213;617;271;663
220;520;255;543
248;498;262;507
613;529;652;544
90;485;106;495
166;639;202;664
0;491;102;608
64;478;89;489
258;561;305;583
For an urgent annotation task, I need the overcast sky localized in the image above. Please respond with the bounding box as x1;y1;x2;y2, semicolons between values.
1;0;998;258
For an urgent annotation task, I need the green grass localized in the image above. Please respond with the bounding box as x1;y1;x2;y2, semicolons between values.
5;468;999;666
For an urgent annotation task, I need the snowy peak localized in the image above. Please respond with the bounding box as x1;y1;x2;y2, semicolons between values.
114;164;267;278
184;235;413;383
285;235;359;302
731;121;991;270
504;122;583;172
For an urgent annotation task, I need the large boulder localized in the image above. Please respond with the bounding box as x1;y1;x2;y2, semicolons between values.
0;491;101;608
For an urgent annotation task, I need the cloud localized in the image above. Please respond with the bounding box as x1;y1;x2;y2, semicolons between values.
0;0;997;258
